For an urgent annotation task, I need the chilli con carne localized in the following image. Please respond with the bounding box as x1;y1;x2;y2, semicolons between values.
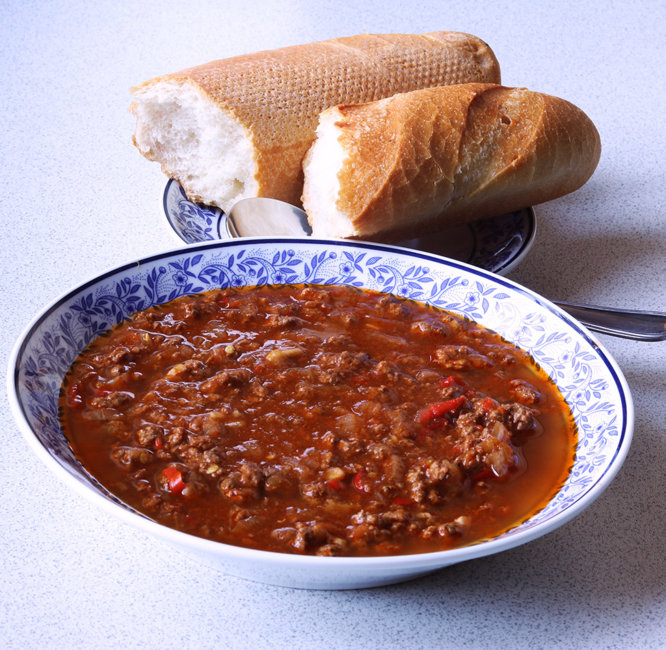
60;285;576;556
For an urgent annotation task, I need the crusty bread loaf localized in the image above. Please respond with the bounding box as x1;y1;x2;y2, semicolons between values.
129;32;500;212
302;84;601;241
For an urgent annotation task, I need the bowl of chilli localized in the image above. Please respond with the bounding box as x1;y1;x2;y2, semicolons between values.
8;238;633;590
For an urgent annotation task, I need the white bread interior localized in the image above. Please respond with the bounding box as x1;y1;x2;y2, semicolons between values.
131;79;257;211
301;108;351;238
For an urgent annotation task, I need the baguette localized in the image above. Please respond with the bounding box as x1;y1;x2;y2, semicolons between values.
302;84;601;241
129;32;500;211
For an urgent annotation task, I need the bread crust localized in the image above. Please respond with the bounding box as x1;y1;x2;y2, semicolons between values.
304;84;601;241
130;32;501;207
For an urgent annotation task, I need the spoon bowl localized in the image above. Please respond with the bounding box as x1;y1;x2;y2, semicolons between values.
227;197;313;237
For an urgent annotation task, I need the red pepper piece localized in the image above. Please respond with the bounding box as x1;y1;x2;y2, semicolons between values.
393;496;415;506
161;466;185;494
417;396;467;424
439;375;467;390
65;383;85;408
326;479;344;492
352;470;370;493
471;468;493;482
480;397;496;412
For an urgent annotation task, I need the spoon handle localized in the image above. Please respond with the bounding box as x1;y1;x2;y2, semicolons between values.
553;300;666;341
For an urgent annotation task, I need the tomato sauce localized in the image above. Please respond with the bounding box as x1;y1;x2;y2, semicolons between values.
61;285;576;556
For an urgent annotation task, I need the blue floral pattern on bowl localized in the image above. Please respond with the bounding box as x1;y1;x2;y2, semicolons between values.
10;238;632;546
162;180;536;275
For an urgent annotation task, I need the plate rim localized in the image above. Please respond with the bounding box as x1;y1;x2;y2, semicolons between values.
162;179;537;275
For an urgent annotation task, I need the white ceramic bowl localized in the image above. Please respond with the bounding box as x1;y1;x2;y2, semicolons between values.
8;239;633;590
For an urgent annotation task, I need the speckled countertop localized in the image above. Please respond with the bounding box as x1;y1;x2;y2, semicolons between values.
1;1;664;648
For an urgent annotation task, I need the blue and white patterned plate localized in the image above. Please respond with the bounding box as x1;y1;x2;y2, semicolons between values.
8;238;632;590
163;180;537;275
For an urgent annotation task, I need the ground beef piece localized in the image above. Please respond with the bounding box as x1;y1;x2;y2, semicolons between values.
111;446;152;467
150;313;189;334
336;312;359;327
372;360;401;384
141;493;162;512
204;344;237;366
106;364;129;379
103;420;132;441
317;350;368;384
183;301;202;320
130;309;159;326
91;345;134;366
508;379;541;405
440;384;463;400
433;345;491;370
219;462;265;503
201;449;222;471
228;506;252;529
422;515;471;540
301;481;327;502
264;467;298;495
200;369;251;395
324;334;352;348
347;508;410;544
177;444;205;470
383;408;414;441
470;397;506;427
89;390;134;409
485;346;517;367
335;438;364;457
274;521;337;554
237;303;260;324
456;423;517;479
405;459;463;504
376;295;407;318
315;537;349;556
135;422;162;446
297;287;333;304
410;320;450;338
199;411;228;438
265;314;303;329
503;402;537;433
453;411;481;438
165;359;208;381
240;462;264;487
166;426;186;448
367;442;391;460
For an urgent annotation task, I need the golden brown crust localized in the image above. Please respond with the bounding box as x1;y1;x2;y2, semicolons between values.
131;32;501;206
321;84;601;241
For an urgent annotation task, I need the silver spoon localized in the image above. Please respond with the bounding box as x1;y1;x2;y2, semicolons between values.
227;198;666;341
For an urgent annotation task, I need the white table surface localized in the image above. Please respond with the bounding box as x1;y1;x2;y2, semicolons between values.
2;1;664;647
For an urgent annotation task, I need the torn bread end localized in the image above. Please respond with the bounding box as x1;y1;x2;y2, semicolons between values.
131;79;258;212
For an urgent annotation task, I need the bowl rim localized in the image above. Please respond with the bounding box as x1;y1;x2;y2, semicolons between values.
7;237;635;569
